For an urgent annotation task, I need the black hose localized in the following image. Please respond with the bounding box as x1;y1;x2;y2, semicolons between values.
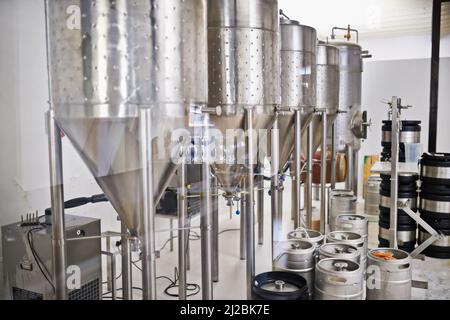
44;193;109;216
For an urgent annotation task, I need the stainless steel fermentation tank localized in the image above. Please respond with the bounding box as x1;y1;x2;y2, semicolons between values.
45;0;207;299
207;0;280;299
313;43;340;233
278;17;316;243
330;40;369;194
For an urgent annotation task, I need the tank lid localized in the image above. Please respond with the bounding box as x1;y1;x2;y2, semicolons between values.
280;17;300;25
330;41;362;50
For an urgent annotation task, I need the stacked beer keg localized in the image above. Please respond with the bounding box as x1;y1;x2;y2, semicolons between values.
381;120;421;161
378;173;419;252
419;153;450;258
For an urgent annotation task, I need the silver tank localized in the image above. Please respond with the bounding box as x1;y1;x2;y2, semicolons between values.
327;231;366;272
335;214;368;239
366;248;412;300
314;258;364;300
331;42;364;152
274;240;316;295
207;0;280;192
287;229;324;251
318;243;361;264
329;193;357;231
278;18;316;169
365;175;381;216
46;0;207;235
310;44;340;154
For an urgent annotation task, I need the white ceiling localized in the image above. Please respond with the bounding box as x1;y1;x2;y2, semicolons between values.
278;0;450;40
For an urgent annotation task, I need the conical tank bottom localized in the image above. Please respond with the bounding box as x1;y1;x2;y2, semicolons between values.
57;116;180;236
307;113;338;155
210;112;274;192
278;112;315;171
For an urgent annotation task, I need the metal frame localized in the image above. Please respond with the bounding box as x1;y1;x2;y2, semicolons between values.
400;206;444;258
387;96;443;257
245;107;256;299
271;114;280;264
138;108;157;300
46;110;68;300
177;156;187;299
200;112;213;300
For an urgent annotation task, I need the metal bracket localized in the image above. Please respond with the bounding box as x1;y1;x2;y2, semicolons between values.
400;206;444;258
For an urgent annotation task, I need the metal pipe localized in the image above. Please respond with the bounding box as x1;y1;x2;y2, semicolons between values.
346;145;354;192
139;108;156;300
293;110;302;229
186;218;191;271
106;234;112;292
353;151;359;197
305;123;313;228
320;112;327;234
330;123;336;189
200;113;213;300
240;182;246;260
121;221;132;300
178;159;187;299
428;0;442;153
389;97;400;249
47;110;67;300
212;174;219;282
271;116;280;263
101;251;117;300
245;107;255;299
170;219;174;252
257;163;264;245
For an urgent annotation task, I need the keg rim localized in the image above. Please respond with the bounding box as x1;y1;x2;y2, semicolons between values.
327;231;363;243
316;258;361;275
336;214;368;222
318;243;360;257
278;239;316;255
287;229;324;242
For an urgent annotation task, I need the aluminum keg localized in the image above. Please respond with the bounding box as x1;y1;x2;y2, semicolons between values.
287;229;324;250
366;248;412;300
274;240;315;294
419;153;450;258
252;271;309;300
327;231;366;271
378;225;417;252
420;153;450;185
381;120;421;162
314;258;363;300
318;243;360;264
365;175;381;216
330;194;357;231
335;214;368;238
418;228;450;259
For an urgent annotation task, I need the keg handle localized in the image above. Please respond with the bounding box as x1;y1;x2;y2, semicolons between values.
340;223;354;229
326;276;348;285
